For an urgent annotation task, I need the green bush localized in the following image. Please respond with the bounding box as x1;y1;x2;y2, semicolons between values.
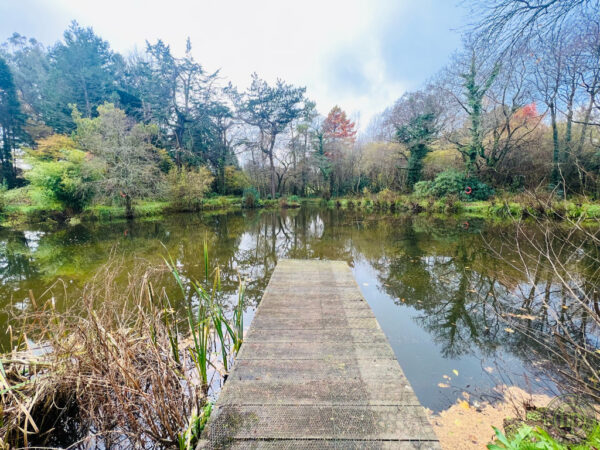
242;187;260;208
166;166;213;211
416;170;494;202
288;195;300;203
224;166;251;195
414;181;433;197
24;148;99;213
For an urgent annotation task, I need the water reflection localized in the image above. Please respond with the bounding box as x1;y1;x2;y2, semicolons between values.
0;207;598;411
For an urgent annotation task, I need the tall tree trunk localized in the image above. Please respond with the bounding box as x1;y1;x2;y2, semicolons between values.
550;102;561;187
125;195;134;219
268;140;276;199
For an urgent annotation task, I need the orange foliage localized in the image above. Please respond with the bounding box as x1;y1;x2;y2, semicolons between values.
323;106;357;143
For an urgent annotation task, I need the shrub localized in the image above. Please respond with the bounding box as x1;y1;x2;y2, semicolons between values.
24;147;99;213
288;195;300;203
224;166;251;195
166;166;213;211
242;187;260;208
414;181;433;197
419;170;494;202
377;188;397;204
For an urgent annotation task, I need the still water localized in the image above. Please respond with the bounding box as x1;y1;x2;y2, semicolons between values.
1;207;597;412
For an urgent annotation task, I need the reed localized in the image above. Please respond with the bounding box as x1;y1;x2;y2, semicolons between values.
1;246;246;449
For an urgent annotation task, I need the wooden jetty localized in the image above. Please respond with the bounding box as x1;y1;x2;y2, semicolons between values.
199;259;440;449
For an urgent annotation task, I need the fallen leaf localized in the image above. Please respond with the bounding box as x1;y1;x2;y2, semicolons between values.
484;366;494;373
438;382;450;388
443;374;451;380
362;283;369;286
453;369;459;376
401;298;405;302
504;327;515;333
562;305;568;309
458;400;470;410
507;312;537;321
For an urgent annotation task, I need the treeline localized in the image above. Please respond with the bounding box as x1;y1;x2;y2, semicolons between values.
0;21;363;214
1;1;599;220
364;0;600;200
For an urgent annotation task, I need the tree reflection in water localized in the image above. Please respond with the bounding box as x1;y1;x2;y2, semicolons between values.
0;207;598;410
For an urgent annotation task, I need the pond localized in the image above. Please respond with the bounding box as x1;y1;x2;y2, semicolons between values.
1;206;598;412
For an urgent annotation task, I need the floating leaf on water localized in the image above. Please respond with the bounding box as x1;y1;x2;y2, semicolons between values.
562;305;568;309
453;369;459;376
484;366;494;373
438;382;450;388
507;312;537;321
467;289;476;293
443;374;450;380
504;327;515;333
362;283;369;286
401;298;406;302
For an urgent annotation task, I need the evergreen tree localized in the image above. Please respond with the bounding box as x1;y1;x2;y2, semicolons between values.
235;74;306;198
0;56;26;186
44;21;119;132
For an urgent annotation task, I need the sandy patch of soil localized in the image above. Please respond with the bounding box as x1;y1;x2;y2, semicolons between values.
427;386;552;449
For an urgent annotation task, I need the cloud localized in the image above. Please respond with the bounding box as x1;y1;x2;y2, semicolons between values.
0;0;466;131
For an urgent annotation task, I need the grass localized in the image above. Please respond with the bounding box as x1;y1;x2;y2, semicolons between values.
0;246;245;449
316;192;600;222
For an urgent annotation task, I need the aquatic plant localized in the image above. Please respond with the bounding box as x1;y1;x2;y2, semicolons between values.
1;247;245;449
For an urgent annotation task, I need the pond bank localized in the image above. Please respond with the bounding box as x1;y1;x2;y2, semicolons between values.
427;386;552;449
3;192;600;228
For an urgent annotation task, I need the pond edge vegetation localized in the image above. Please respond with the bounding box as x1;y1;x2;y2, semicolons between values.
0;244;244;449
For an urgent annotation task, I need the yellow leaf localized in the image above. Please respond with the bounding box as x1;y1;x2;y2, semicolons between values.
504;327;515;333
458;400;470;410
443;374;450;380
438;382;450;388
562;305;568;309
453;369;459;376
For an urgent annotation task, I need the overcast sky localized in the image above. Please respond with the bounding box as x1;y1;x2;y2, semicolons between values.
0;0;467;129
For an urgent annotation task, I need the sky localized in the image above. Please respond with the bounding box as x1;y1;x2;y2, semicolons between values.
0;0;468;130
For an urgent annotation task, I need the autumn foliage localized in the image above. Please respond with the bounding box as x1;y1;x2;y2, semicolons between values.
322;106;357;143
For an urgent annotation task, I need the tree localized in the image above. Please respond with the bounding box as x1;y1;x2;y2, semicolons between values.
396;113;437;189
319;106;358;195
0;33;50;140
460;52;500;176
138;38;220;168
235;74;306;198
322;106;357;143
44;22;120;132
73;103;165;218
470;0;600;52
0;56;26;187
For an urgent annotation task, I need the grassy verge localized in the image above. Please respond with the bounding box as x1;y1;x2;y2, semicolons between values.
0;188;278;226
314;194;600;222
